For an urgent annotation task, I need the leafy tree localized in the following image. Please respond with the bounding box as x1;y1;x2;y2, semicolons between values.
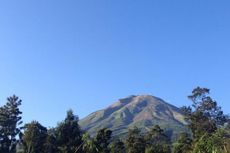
22;121;47;153
144;125;171;153
56;110;82;153
81;128;112;153
82;133;97;153
43;128;58;153
94;128;112;153
192;129;228;153
110;139;125;153
172;132;192;153
180;87;230;152
181;87;228;141
0;95;23;153
125;127;145;153
188;87;227;127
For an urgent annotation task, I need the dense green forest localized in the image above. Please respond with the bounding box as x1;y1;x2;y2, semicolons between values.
0;87;230;153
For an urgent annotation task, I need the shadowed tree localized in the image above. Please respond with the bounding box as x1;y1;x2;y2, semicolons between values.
82;133;97;153
22;121;47;153
181;87;228;141
172;132;192;153
180;87;230;153
125;127;145;153
144;125;171;153
56;110;82;153
0;95;23;153
94;128;112;153
110;139;125;153
81;128;112;153
188;87;227;127
43;128;58;153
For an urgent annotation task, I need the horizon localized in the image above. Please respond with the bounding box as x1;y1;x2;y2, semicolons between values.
0;0;230;127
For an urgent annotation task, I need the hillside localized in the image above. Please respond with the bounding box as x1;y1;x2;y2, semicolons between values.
79;95;188;139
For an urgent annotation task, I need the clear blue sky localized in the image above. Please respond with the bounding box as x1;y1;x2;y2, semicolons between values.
0;0;229;127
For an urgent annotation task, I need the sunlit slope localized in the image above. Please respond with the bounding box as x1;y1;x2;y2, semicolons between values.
79;95;187;138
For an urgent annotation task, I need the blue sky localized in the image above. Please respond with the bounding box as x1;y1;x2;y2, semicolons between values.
0;0;229;127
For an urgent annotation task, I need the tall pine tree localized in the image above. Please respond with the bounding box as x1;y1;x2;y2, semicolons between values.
56;110;82;153
0;95;23;153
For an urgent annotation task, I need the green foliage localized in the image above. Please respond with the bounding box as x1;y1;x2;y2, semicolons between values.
189;111;217;140
188;87;227;127
181;87;228;142
79;95;188;140
56;110;82;153
81;128;112;153
144;125;171;153
94;128;112;153
172;132;192;153
43;128;58;153
192;129;227;153
110;139;125;153
22;121;47;153
125;127;145;153
0;87;229;153
82;133;97;153
0;95;23;153
181;87;230;153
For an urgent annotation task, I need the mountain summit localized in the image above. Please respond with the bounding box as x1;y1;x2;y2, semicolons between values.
79;95;187;138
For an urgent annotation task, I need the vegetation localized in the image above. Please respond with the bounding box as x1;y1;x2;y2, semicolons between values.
0;95;23;153
22;121;47;153
125;127;145;153
79;95;187;141
144;125;171;153
0;87;229;153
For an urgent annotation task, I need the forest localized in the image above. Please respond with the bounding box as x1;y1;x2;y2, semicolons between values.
0;87;230;153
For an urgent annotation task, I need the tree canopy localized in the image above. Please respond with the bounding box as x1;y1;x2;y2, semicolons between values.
0;87;229;153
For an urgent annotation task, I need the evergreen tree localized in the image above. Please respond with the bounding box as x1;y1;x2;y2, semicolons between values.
56;110;82;153
0;95;23;153
43;128;58;153
81;128;112;153
22;121;47;153
144;125;171;153
110;139;125;153
125;127;145;153
94;128;112;153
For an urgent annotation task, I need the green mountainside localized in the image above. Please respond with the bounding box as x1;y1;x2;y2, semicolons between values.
79;95;188;139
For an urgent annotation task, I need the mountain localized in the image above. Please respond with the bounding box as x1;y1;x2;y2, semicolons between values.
79;95;188;139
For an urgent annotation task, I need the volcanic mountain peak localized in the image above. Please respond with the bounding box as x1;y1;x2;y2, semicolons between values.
108;95;167;111
79;95;187;138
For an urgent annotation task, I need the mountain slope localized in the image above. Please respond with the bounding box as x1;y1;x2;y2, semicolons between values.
79;95;187;139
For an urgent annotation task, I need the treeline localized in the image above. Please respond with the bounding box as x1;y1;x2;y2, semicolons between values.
0;87;230;153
